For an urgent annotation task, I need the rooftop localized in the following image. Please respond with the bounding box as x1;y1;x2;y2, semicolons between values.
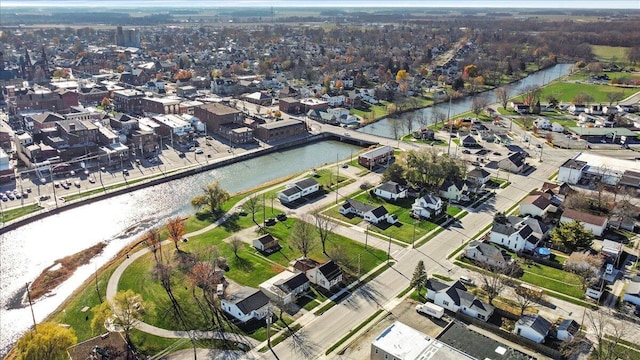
437;322;535;360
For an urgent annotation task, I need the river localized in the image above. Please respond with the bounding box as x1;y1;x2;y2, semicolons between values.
0;64;571;355
358;64;573;139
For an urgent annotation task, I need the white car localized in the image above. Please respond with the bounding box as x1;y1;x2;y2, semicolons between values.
195;148;204;154
88;177;96;184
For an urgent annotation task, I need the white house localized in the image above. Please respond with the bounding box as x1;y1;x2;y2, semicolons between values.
252;234;280;253
568;104;586;115
464;241;512;268
467;167;491;188
514;314;552;343
519;194;557;218
489;219;541;252
557;158;588;185
560;209;608;237
439;180;470;203
412;194;443;219
374;181;407;201
556;319;581;341
551;122;565;133
339;198;397;224
535;118;552;130
277;177;320;204
221;288;271;323
259;270;310;305
623;277;640;306
426;279;494;321
306;260;343;291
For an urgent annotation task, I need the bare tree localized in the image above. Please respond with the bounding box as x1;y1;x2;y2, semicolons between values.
479;263;519;305
405;113;415;135
472;96;489;119
496;87;510;109
290;216;317;258
513;285;544;316
229;236;244;259
585;310;629;360
245;194;263;229
564;252;603;291
143;228;162;263
310;208;337;255
390;118;403;143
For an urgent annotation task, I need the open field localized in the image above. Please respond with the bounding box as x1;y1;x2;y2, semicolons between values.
537;82;636;104
591;45;631;62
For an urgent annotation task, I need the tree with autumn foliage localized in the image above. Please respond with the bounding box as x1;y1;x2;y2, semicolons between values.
166;217;186;251
463;64;478;79
173;69;192;81
16;322;77;360
395;69;409;82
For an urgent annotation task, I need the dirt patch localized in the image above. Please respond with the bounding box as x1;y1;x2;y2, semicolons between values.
340;298;449;360
29;242;107;301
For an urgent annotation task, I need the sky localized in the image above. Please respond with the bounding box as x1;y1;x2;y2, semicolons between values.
1;0;639;9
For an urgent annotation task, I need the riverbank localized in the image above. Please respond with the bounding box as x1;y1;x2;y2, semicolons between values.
0;132;373;235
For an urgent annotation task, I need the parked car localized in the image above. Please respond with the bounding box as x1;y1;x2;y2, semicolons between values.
459;276;475;286
276;213;287;221
178;152;186;158
265;218;276;226
195;148;204;154
462;150;471;154
493;151;502;156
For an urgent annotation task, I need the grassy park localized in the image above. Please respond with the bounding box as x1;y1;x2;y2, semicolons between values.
537;82;635;104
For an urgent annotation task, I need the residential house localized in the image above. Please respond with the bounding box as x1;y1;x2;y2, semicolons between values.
221;288;270;323
489;219;541;252
551;122;565;133
463;241;512;268
535;118;552;130
374;181;407;201
556;319;581;341
277;177;320;204
514;314;552;343
358;145;393;169
568;104;586;115
413;126;435;141
426;279;494;321
461;134;479;148
306;260;343;291
259;270;310;305
560;209;608;237
467;167;491;188
439;180;471;203
519;194;557;218
558;159;588;185
339;198;397;224
498;152;526;173
244;91;272;106
412;193;443;219
253;234;280;253
623;276;640;306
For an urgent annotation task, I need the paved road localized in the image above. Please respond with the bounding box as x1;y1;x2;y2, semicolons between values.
248;140;640;360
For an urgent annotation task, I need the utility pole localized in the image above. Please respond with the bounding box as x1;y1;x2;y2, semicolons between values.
26;283;37;332
387;235;391;263
365;225;369;249
446;95;453;156
412;219;417;248
335;153;339;204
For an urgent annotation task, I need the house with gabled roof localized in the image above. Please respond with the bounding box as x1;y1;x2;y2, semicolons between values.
374;181;407;201
556;319;581;341
277;177;320;204
412;193;443;219
489;219;541;252
498;152;526;173
439;180;471;203
426;279;494;321
519;193;557;218
306;260;343;291
339;198;396;224
221;288;270;323
252;234;280;253
467;167;491;188
560;209;608;237
259;270;309;305
464;241;512;268
514;314;552;343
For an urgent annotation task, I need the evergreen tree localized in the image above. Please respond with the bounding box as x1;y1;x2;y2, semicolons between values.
411;260;428;298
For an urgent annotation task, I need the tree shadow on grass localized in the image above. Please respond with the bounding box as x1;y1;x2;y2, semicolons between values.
232;256;254;272
221;213;241;233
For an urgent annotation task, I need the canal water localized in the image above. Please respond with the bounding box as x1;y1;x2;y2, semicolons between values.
358;64;573;138
0;64;571;355
0;140;359;355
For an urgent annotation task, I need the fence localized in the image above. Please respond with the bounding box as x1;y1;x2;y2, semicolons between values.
517;251;565;270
